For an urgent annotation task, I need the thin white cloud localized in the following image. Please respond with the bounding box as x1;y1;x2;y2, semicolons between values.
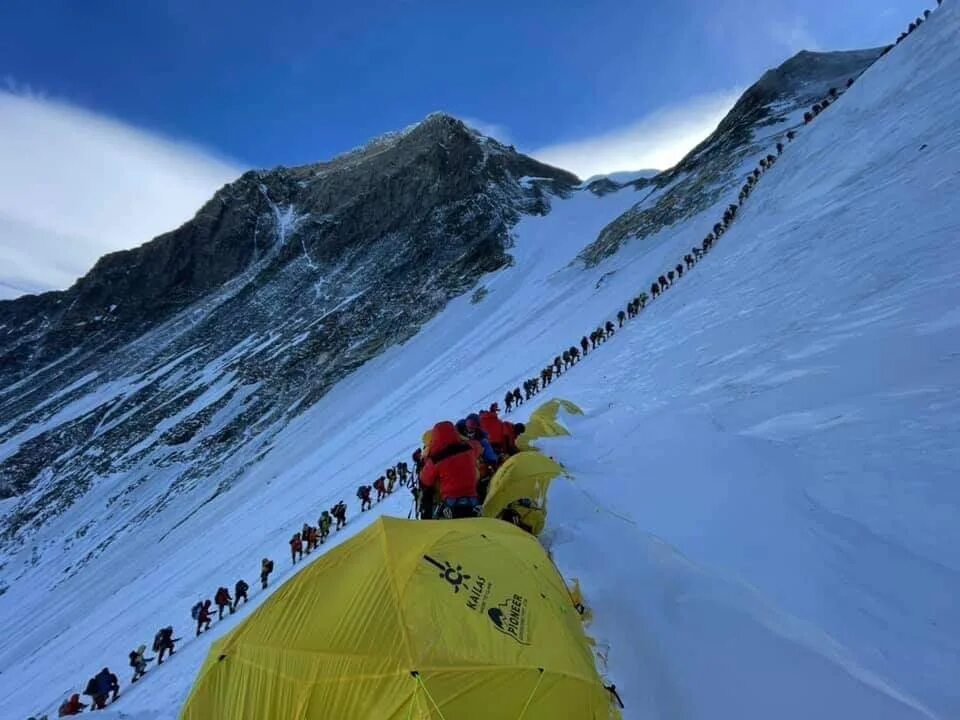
462;116;513;145
768;17;820;53
530;90;741;180
0;90;243;299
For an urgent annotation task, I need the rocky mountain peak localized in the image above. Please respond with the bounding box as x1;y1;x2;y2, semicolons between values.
0;112;577;551
578;47;887;266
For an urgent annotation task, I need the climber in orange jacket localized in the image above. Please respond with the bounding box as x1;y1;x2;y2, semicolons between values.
420;421;480;519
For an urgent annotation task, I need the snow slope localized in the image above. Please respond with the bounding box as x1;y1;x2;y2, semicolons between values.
3;3;959;718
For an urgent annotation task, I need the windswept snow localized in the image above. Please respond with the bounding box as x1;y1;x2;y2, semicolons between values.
2;5;960;719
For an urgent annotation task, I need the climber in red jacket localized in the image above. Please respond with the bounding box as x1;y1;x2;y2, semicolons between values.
479;410;507;455
420;421;480;519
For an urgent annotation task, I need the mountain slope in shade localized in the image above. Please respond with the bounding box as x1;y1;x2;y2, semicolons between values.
2;8;959;717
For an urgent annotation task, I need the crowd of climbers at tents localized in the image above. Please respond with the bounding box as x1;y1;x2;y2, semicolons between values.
38;7;944;713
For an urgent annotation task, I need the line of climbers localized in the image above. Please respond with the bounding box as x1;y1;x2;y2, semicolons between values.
36;6;943;716
355;461;414;512
505;73;873;416
896;4;937;45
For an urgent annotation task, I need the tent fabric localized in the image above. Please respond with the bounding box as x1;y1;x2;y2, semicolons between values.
180;517;613;720
516;399;583;451
481;452;565;535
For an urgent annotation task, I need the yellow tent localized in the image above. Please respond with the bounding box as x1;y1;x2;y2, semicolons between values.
481;452;566;535
180;517;614;720
516;399;583;451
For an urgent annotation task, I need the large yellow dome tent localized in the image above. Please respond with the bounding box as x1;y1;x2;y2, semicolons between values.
180;516;614;720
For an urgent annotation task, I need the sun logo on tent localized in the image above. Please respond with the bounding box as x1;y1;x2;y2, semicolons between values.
423;555;471;593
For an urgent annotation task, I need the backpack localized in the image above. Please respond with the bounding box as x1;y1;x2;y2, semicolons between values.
152;632;161;652
129;650;139;667
265;560;274;574
191;602;202;620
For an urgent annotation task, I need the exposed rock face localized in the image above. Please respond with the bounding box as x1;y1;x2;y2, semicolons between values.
578;48;887;266
0;113;577;560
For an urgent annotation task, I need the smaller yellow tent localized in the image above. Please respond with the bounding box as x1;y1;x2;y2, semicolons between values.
516;398;583;451
180;517;614;720
482;452;566;535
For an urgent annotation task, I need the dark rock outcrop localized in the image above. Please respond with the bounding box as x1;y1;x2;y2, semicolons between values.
578;48;887;265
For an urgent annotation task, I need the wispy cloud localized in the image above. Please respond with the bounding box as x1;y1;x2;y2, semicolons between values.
462;116;513;145
0;89;243;300
530;90;741;180
767;17;820;53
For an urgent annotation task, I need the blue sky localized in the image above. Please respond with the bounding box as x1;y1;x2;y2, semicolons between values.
0;0;921;295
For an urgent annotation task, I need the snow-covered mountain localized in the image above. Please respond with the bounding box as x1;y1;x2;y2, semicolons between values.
2;3;959;718
0;114;577;536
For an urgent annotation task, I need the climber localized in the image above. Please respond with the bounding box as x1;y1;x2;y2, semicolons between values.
194;599;213;635
153;626;177;664
676;263;684;278
658;275;668;292
411;449;424;485
617;309;626;327
464;415;498;465
569;345;581;363
502;421;525;456
128;645;152;683
86;668;117;709
580;335;590;356
233;579;249;610
376;476;388;502
562;349;571;369
214;586;232;620
512;387;523;406
386;467;398;493
605;320;615;337
420;421;480;519
479;409;507;456
58;693;86;716
358;484;373;511
504;390;514;412
318;511;332;543
399;461;410;486
804;111;813;124
335;501;348;529
553;355;563;376
777;141;784;155
685;254;694;269
306;524;319;552
290;532;303;565
260;557;274;589
667;270;675;285
651;282;660;298
589;330;599;350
